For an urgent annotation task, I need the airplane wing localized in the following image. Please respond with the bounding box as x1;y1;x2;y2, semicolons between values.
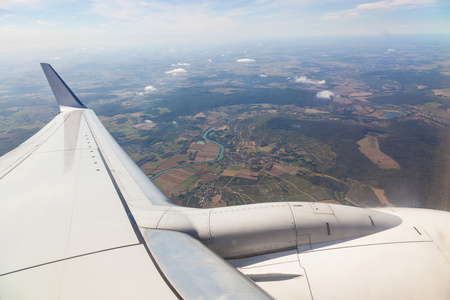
0;64;272;299
1;64;449;299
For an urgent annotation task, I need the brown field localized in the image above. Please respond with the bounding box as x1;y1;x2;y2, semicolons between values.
222;169;259;180
349;92;373;97
189;142;220;162
194;112;206;118
270;163;299;176
433;89;450;97
205;194;226;208
370;187;394;206
304;108;328;114
216;125;230;131
236;170;259;180
133;122;157;130
98;116;112;121
154;168;194;197
198;172;217;183
357;135;400;169
332;85;356;95
349;91;373;102
352;105;372;115
164;168;194;183
345;196;362;207
258;143;276;152
332;97;353;104
141;161;163;174
366;109;384;118
157;155;189;170
222;169;239;177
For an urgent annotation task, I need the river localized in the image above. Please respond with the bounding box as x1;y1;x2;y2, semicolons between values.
150;116;233;180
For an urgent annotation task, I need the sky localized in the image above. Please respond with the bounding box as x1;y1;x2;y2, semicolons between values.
1;0;450;58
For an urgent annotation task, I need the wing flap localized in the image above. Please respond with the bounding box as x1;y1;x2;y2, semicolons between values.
144;229;273;299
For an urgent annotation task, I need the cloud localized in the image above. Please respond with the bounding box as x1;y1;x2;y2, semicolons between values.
136;85;157;96
37;20;55;26
0;0;42;10
172;62;190;66
295;76;325;85
144;85;157;93
165;68;187;76
50;56;62;60
322;0;435;20
0;14;15;20
316;90;336;99
236;58;255;63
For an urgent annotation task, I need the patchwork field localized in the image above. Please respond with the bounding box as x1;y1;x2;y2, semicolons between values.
357;135;400;169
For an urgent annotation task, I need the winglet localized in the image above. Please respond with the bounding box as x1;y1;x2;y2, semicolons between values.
41;63;86;111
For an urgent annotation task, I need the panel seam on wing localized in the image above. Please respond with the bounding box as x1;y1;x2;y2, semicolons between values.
0;243;141;277
0;114;71;181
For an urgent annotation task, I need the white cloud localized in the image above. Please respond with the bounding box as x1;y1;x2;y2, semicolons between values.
165;68;187;76
0;14;15;21
0;0;42;10
236;58;255;63
295;76;325;85
316;90;336;99
136;85;157;96
208;59;213;63
144;85;157;93
50;56;62;60
2;0;446;52
259;74;268;77
37;20;55;26
144;120;153;123
387;48;396;52
172;62;190;66
322;0;435;20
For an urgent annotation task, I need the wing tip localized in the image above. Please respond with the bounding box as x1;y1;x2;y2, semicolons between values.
41;63;87;111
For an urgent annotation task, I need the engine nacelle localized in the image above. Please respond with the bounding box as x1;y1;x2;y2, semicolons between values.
155;202;402;259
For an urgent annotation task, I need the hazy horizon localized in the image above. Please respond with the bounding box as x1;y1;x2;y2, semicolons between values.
1;0;450;66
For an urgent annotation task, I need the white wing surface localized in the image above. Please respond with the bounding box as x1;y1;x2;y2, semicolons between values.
0;64;271;300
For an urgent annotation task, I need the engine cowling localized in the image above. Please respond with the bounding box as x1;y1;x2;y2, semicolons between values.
155;202;402;259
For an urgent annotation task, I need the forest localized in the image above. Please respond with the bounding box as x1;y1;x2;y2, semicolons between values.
265;116;449;210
